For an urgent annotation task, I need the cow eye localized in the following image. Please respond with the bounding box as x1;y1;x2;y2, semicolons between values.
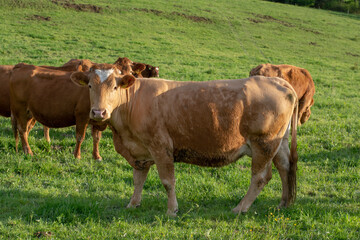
114;86;117;90
88;85;92;89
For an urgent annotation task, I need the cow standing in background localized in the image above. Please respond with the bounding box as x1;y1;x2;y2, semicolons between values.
9;63;108;160
0;59;94;150
132;62;159;78
71;64;298;216
113;57;160;78
249;64;315;125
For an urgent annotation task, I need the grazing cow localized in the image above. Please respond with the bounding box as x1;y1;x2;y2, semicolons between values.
10;63;107;160
71;64;298;216
249;64;315;125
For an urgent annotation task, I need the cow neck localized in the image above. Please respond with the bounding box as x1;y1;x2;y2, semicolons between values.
117;78;142;124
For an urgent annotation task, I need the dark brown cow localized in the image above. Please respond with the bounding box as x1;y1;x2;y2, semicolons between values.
132;62;159;78
249;64;315;125
10;63;106;160
0;65;13;118
71;64;298;216
131;63;146;78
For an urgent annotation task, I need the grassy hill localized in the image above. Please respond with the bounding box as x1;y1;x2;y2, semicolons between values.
0;0;359;239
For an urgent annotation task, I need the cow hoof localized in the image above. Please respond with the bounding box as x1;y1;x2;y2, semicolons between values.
126;203;140;208
232;207;247;215
95;157;102;162
166;209;178;217
277;200;288;209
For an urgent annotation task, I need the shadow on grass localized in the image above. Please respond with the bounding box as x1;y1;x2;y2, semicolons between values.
301;146;359;169
1;187;358;224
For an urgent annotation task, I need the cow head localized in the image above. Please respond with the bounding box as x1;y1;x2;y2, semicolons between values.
70;64;136;121
148;65;159;78
78;59;95;72
299;98;314;125
114;57;133;75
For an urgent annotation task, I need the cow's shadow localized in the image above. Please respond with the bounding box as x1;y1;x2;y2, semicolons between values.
300;146;359;169
1;184;358;225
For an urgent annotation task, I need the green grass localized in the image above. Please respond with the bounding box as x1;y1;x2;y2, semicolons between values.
0;0;359;239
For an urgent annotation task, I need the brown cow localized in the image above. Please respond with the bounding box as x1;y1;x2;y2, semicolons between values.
2;59;96;149
249;64;315;125
10;63;107;160
131;63;146;78
132;62;159;78
71;64;298;216
40;58;95;73
113;57;133;75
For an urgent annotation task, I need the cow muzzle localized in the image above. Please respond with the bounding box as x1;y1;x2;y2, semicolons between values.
91;108;108;121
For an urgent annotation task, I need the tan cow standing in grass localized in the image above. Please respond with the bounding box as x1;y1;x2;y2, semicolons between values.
71;64;298;216
250;63;315;125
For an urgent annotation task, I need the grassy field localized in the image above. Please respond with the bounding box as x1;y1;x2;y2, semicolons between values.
0;0;359;239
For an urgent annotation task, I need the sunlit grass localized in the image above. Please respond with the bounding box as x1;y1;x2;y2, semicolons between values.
0;0;359;239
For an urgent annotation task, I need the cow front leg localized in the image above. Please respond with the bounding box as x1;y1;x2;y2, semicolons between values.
43;126;50;142
74;122;88;159
91;125;102;161
127;167;151;208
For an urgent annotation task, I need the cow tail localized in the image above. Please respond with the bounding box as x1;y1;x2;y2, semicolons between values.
288;100;298;205
11;114;19;152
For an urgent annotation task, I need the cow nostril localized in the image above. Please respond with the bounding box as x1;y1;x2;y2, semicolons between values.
101;110;106;117
91;109;96;116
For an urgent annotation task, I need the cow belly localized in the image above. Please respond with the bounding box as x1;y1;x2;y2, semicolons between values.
32;112;76;128
173;144;251;167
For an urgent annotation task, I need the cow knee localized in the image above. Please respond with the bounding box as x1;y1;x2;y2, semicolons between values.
255;169;272;188
161;179;174;192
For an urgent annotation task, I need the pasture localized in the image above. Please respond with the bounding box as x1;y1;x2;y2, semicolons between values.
0;0;359;239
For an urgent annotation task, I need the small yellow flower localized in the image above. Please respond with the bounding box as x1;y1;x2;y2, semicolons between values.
275;218;277;221
250;229;252;232
294;224;297;226
286;218;289;220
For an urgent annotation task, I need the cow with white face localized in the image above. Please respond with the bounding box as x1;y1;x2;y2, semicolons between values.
71;64;299;216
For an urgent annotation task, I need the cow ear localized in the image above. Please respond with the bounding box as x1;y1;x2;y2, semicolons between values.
117;74;136;89
71;71;89;86
132;63;146;74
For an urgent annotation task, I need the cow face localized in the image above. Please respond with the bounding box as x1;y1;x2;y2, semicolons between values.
149;66;159;77
70;64;136;121
299;98;314;125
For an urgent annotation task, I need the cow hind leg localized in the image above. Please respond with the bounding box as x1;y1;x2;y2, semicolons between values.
11;114;19;152
273;130;297;208
127;167;151;208
232;139;281;214
273;137;292;208
16;116;33;156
